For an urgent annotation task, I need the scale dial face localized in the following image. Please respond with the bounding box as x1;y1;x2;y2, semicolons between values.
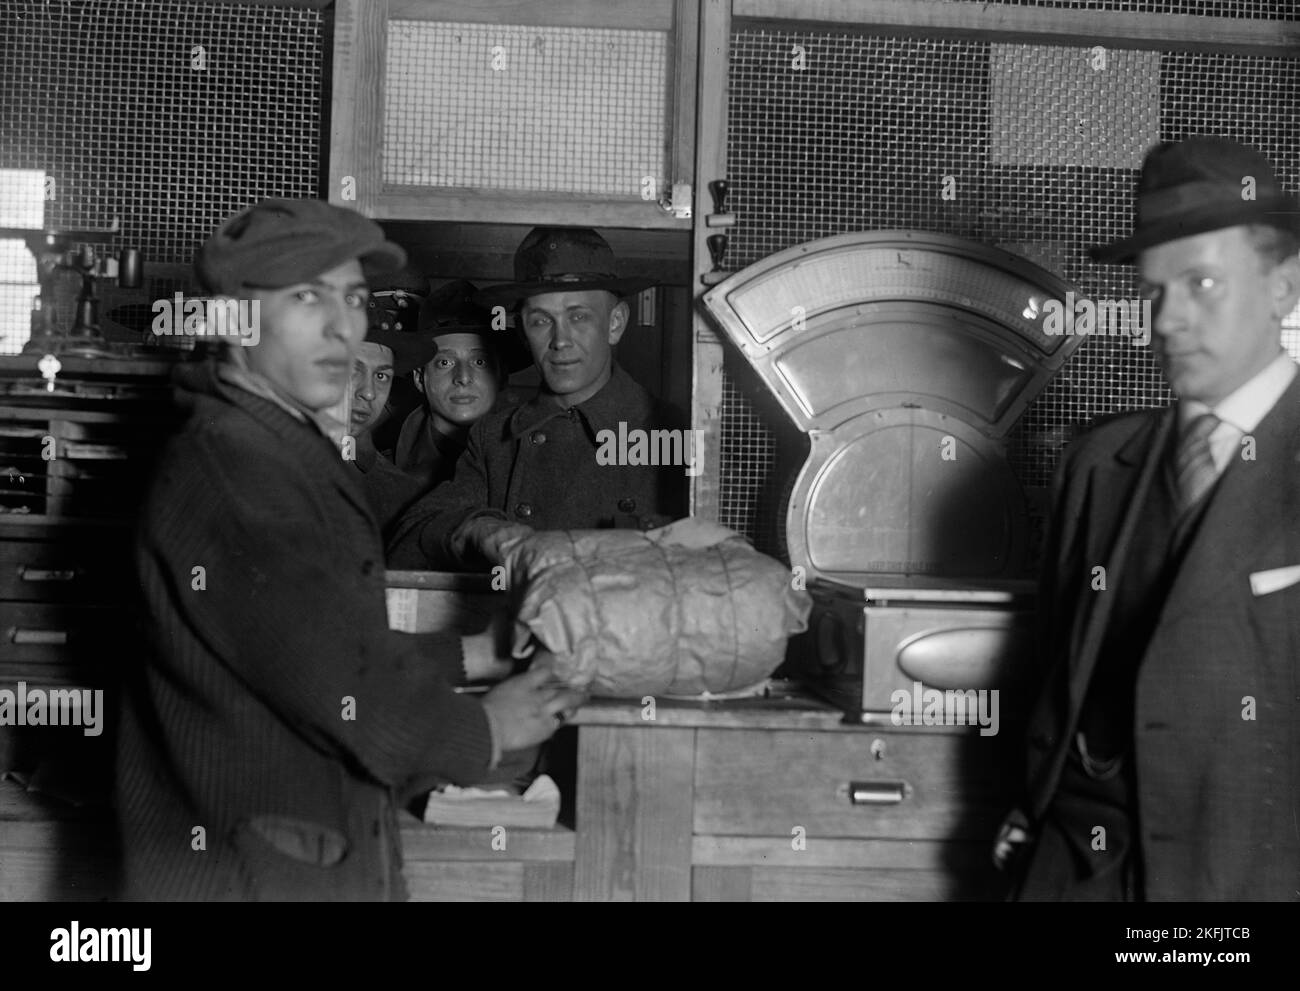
790;410;1029;582
703;231;1077;584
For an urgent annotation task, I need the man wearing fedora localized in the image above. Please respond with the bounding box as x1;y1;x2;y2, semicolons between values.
391;279;527;491
995;136;1300;900
118;199;585;900
387;227;687;571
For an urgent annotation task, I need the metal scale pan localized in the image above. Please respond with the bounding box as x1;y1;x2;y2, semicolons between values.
702;231;1083;718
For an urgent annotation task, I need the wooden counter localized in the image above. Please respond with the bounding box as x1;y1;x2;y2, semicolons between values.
401;687;1022;901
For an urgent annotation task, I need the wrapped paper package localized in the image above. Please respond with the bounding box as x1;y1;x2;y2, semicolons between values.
506;518;813;696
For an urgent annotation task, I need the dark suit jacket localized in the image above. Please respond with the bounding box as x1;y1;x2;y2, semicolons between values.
117;360;494;901
1023;372;1300;900
387;363;688;569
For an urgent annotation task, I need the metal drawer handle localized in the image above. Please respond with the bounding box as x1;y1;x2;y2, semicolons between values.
19;567;79;582
848;780;909;805
10;628;70;644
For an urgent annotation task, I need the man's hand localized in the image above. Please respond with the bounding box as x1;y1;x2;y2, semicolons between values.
459;603;521;680
480;664;587;753
459;628;514;682
473;520;535;568
992;808;1033;872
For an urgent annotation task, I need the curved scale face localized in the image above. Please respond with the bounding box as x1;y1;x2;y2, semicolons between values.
770;303;1033;429
702;230;1082;437
788;410;1030;583
704;231;1072;585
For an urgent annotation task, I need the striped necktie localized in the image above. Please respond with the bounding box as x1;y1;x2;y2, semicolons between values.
1172;412;1221;515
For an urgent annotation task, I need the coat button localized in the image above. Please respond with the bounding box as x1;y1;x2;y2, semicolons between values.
618;497;636;513
361;560;375;576
531;431;546;445
515;503;533;519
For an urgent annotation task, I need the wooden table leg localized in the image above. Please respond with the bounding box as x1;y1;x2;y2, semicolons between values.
573;725;695;901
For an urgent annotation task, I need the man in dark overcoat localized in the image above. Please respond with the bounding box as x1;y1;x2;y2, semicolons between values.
996;137;1300;900
117;199;584;900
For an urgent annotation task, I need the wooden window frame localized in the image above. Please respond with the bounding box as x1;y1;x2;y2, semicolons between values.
329;0;697;227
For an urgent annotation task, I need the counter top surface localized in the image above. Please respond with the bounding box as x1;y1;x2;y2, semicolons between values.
566;681;971;732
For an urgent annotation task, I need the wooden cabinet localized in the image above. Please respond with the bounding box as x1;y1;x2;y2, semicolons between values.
401;690;1022;901
329;0;698;229
0;353;181;900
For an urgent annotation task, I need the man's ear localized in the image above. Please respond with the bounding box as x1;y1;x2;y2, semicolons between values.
412;368;423;391
607;299;630;347
1271;252;1300;322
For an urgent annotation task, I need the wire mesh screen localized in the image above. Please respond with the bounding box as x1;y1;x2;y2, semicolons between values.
384;20;668;197
0;0;324;351
944;0;1299;17
719;27;1300;548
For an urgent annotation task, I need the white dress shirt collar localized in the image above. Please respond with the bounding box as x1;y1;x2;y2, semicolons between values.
1178;351;1297;473
1179;351;1297;435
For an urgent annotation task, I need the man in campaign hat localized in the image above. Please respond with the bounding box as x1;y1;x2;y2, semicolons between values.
388;226;688;571
118;199;585;901
995;137;1300;900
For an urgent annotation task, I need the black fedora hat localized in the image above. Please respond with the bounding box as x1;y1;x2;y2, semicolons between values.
390;279;531;376
1092;136;1300;264
473;227;655;308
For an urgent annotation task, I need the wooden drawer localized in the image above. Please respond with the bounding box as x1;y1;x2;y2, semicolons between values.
693;727;1022;841
0;601;129;668
0;536;132;603
0;799;118;901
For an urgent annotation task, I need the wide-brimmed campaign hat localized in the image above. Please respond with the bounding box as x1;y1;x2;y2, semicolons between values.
388;279;531;376
1092;136;1300;264
195;198;406;295
473;227;655;308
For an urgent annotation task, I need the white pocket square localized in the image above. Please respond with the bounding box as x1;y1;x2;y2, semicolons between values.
1250;565;1300;596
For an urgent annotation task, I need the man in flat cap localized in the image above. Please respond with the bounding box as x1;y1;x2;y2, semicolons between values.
388;227;688;571
391;279;526;491
117;199;584;900
996;136;1300;900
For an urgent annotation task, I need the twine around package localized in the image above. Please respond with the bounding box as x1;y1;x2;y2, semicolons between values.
506;518;813;697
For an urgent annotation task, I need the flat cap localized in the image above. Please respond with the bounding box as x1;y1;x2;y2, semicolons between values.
195;198;406;296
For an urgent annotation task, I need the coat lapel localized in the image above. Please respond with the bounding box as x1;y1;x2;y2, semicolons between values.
217;373;378;527
1065;410;1174;712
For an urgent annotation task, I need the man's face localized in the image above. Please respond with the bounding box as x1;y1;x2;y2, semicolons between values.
349;341;394;435
520;290;628;408
416;332;498;429
243;258;369;413
1139;226;1299;406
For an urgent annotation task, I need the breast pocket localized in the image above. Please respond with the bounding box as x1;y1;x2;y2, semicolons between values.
1249;564;1300;598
